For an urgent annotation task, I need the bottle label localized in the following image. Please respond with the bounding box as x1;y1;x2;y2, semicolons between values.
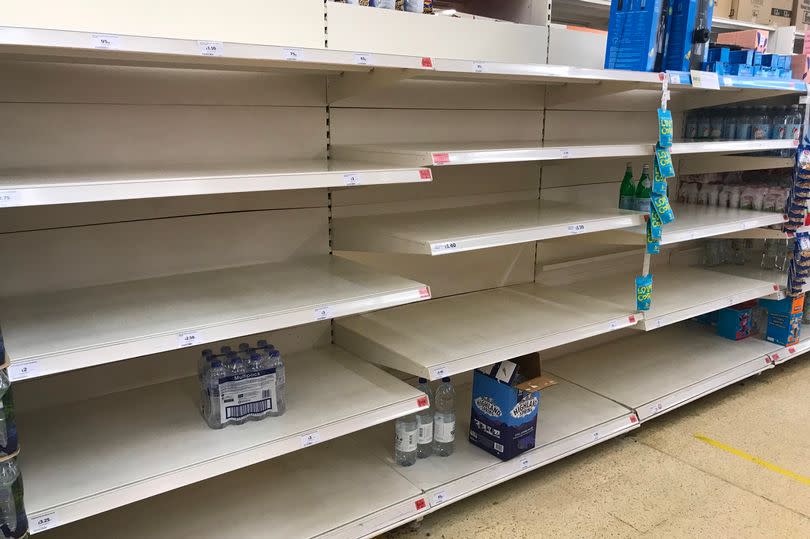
777;126;787;139
699;125;711;138
685;123;698;139
710;125;723;139
218;369;277;420
722;124;736;139
752;124;771;140
619;195;635;211
417;415;433;444
434;417;456;443
736;124;751;139
636;198;651;213
395;423;418;452
791;125;802;142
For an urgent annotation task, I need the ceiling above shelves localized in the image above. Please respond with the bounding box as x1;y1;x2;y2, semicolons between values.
0;161;432;207
334;283;639;380
1;256;430;381
18;345;427;533
332;200;645;256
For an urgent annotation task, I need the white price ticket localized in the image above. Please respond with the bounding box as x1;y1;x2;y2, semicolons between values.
199;41;224;57
29;512;59;533
283;48;304;61
177;331;201;348
314;306;333;321
300;431;321;448
8;361;40;381
354;53;373;66
91;34;120;50
0;190;20;207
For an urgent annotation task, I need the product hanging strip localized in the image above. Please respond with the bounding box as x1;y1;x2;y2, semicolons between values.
637;75;677;312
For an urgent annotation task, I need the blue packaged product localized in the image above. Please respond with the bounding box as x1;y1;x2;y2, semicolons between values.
605;0;667;72
727;64;754;76
469;353;556;461
707;47;730;63
663;0;713;71
716;304;753;341
729;50;755;65
702;61;727;74
760;54;781;68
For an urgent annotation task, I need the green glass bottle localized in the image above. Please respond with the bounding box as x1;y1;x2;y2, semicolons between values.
618;162;636;210
634;164;652;213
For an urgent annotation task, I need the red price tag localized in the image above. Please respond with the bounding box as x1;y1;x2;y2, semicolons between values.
629;414;638;424
419;287;431;299
773;353;780;361
629;315;636;323
789;347;796;353
421;57;434;68
773;284;780;291
417;396;429;408
419;169;433;180
415;498;427;510
432;153;450;165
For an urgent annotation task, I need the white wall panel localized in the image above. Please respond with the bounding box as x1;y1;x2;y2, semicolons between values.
542;158;652;189
327;2;548;64
0;208;328;296
0;104;326;171
1;0;326;48
544;110;656;144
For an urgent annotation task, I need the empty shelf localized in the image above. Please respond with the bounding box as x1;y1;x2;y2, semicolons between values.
333;200;645;255
335;283;639;380
545;322;776;421
19;345;427;533
0;161;432;207
2;256;430;380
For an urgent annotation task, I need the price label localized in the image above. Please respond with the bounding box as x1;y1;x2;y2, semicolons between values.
431;242;458;253
568;224;585;235
649;402;664;415
198;41;224;57
789;347;797;354
300;431;321;448
655;319;664;329
314;306;333;321
519;456;530;470
354;53;373;66
432;152;451;165
772;353;780;361
421;57;434;69
417;396;429;408
668;73;682;85
9;361;40;381
91;34;120;50
609;320;619;330
283;48;304;61
431;491;449;506
473;61;485;73
690;70;720;90
29;512;59;533
430;365;449;379
727;297;735;306
419;169;433;181
415;498;427;511
560;149;571;159
177;331;201;348
592;431;600;441
0;190;20;207
418;286;432;299
343;173;361;186
798;235;810;250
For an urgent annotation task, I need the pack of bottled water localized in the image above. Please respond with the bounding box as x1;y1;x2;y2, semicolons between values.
199;340;286;429
395;377;455;466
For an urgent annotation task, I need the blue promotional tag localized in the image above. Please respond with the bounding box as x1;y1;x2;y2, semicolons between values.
649;210;663;240
635;274;653;311
652;193;675;224
652;165;668;196
655;146;676;179
657;108;673;148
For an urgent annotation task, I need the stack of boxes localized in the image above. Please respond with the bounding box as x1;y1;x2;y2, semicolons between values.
702;295;804;346
704;47;793;78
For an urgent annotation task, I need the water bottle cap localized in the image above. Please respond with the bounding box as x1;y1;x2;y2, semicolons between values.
227;352;238;359
442;377;451;383
257;339;268;347
220;346;232;354
202;349;213;357
418;377;428;383
239;342;250;351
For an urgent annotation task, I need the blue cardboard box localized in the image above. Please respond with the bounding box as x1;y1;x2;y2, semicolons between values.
729;50;756;65
716;304;753;340
727;63;754;76
605;0;667;72
760;296;804;346
708;47;730;63
469;353;556;461
663;0;714;71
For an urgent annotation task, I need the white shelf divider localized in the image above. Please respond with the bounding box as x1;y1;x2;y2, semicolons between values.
333;200;645;256
19;345;428;534
544;322;777;422
1;256;430;381
0;161;432;207
670;139;797;155
564;265;780;330
335;283;640;380
593;204;786;246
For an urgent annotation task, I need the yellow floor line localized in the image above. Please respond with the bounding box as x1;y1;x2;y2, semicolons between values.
694;434;810;486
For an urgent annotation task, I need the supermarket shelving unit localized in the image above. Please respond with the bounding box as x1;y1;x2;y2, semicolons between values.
1;1;808;538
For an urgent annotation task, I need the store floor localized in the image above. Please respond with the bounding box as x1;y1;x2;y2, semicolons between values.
385;357;810;539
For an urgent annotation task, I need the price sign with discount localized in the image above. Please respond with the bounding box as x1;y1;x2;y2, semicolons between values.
177;331;201;348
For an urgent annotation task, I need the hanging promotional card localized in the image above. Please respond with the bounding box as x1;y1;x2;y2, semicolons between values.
652;165;668;196
652;193;675;224
635;274;653;311
649;210;663;240
655;146;676;179
657;108;673;148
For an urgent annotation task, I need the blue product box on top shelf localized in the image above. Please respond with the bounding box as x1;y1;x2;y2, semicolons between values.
469;353;556;461
605;0;666;72
707;47;730;64
663;0;714;72
729;50;760;66
727;63;754;77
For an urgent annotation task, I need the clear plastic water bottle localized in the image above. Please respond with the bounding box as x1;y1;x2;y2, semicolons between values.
266;349;286;417
0;459;26;538
394;414;418;466
246;353;268;421
684;111;699;140
204;359;227;429
709;110;723;140
415;378;433;459
783;104;803;157
722;108;737;140
432;377;456;457
197;348;213;382
736;106;753;140
697;110;712;139
750;105;771;140
772;105;789;140
226;356;248;425
238;342;251;359
0;375;13;457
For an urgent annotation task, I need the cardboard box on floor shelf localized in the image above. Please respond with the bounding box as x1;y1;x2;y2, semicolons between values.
716;28;770;51
760;295;804;345
716;0;733;18
716;301;755;340
791;54;810;80
793;0;810;32
770;0;794;25
731;0;774;24
469;353;556;461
